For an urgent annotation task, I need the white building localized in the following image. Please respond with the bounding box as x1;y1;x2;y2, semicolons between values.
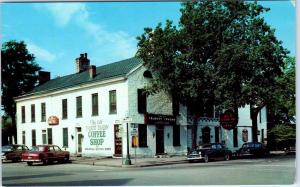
15;54;267;157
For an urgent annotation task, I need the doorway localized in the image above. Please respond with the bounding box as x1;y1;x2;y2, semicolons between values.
202;126;211;144
156;126;164;154
114;124;122;156
76;127;83;156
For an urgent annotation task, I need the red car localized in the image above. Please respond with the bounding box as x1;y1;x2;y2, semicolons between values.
21;145;70;166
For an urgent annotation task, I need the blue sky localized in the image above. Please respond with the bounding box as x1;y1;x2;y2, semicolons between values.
2;1;295;78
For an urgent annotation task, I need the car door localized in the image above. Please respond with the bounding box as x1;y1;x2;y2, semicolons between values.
210;144;218;159
47;146;56;161
15;146;23;160
54;146;63;160
216;144;225;159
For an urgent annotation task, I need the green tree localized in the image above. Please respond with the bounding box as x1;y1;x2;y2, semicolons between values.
268;124;295;150
136;1;288;145
1;40;41;143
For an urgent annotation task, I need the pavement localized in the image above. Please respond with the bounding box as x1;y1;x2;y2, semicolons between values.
70;151;289;168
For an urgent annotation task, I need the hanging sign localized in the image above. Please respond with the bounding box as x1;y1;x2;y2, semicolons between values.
48;116;59;125
144;113;176;125
220;109;237;130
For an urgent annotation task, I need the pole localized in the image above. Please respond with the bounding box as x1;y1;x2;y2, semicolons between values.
124;123;131;165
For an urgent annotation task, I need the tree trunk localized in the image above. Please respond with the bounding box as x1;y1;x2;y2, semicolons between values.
250;106;260;142
192;117;198;148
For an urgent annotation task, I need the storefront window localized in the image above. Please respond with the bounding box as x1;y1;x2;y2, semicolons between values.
173;125;180;146
47;128;52;144
32;130;36;146
22;131;25;145
42;130;47;144
138;124;147;147
63;128;68;147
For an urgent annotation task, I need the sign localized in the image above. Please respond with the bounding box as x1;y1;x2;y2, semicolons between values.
220;109;237;130
130;128;138;136
144;113;176;125
132;136;139;147
48;116;59;125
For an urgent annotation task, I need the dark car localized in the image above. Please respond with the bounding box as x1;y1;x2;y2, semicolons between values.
234;142;269;158
187;143;232;163
2;144;29;162
21;145;70;166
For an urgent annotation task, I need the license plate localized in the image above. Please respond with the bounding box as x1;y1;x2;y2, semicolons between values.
28;156;32;159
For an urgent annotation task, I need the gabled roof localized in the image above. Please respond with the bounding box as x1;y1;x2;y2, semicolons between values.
21;57;143;97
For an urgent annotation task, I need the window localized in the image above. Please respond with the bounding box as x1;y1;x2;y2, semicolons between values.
63;128;68;148
92;93;98;116
138;124;147;147
76;96;82;118
54;145;62;151
173;125;181;146
41;103;46;122
62;99;68;119
22;131;25;145
31;104;35;122
109;90;117;114
137;89;147;113
215;127;220;143
233;128;238;147
47;128;52;144
21;106;25;123
42;130;47;144
32;130;36;146
259;111;262;123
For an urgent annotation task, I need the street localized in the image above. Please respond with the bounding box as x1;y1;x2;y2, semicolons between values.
1;155;295;186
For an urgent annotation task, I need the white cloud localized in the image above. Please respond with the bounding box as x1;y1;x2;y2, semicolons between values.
39;3;137;61
27;42;56;63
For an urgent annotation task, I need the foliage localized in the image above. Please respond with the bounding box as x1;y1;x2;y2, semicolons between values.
268;124;295;149
1;40;41;137
271;57;295;124
136;0;288;113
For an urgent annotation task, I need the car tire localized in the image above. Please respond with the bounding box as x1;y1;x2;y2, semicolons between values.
204;155;209;163
42;159;48;165
27;162;33;166
64;155;69;163
224;154;230;161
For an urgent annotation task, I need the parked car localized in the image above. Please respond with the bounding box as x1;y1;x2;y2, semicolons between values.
21;145;70;166
234;142;269;158
187;143;232;163
284;146;296;155
2;144;29;162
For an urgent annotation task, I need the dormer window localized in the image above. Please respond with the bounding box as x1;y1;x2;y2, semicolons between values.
143;70;153;78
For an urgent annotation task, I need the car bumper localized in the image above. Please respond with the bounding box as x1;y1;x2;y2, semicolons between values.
187;155;203;161
1;155;6;161
21;159;42;162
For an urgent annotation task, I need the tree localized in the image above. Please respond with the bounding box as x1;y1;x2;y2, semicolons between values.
268;124;295;150
136;0;288;146
1;40;41;143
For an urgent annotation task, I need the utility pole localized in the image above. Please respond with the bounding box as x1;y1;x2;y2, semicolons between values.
124;122;131;165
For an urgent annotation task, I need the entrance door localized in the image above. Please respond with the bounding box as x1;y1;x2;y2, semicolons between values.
76;127;83;155
114;125;122;156
202;126;211;144
156;126;164;154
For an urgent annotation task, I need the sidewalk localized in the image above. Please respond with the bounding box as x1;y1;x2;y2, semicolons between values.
70;155;188;168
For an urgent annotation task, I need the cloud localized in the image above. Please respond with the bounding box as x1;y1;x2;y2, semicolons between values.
27;42;56;63
39;3;136;61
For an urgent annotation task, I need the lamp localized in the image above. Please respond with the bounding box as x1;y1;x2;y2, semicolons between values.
152;132;155;138
71;135;74;140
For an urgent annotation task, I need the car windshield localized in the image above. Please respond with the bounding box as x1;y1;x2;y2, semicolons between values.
31;146;45;151
2;145;13;152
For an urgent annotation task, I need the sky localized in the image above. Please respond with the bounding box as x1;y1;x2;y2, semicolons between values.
1;1;296;78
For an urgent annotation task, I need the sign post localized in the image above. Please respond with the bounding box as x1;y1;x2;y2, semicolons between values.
122;117;132;166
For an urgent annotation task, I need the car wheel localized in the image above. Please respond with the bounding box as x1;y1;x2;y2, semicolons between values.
27;162;33;166
224;154;230;161
42;159;48;165
64;155;69;163
204;155;209;163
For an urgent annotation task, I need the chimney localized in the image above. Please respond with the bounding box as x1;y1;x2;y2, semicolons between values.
38;71;51;85
76;53;90;73
89;65;96;78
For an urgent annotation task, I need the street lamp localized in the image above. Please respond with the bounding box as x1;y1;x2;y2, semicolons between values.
124;122;132;165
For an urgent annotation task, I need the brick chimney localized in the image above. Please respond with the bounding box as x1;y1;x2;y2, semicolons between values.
38;71;50;85
76;53;90;73
89;65;96;78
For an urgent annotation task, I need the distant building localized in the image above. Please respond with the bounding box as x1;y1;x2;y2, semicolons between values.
15;54;267;157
